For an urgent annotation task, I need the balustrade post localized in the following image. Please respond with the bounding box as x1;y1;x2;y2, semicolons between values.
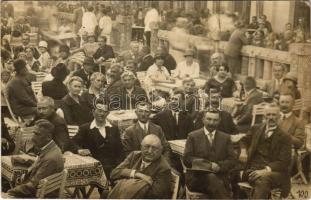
248;53;256;77
255;58;264;78
263;60;272;80
241;56;249;76
289;43;311;122
150;26;159;54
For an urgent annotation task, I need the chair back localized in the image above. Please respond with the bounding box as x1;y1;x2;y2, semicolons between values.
67;125;79;138
14;126;36;154
293;99;302;112
36;169;68;198
171;170;180;200
251;102;267;126
31;81;43;97
2;91;21;126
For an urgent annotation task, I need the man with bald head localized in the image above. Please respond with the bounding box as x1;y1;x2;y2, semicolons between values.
238;104;292;199
29;96;71;152
7;120;64;198
110;134;172;199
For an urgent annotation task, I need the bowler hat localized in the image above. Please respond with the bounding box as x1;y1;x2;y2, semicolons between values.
59;45;70;53
184;49;194;57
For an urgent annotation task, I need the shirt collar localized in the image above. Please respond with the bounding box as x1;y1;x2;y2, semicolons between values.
138;121;149;130
203;127;216;137
281;112;293;119
126;87;134;94
90;119;112;129
246;88;255;96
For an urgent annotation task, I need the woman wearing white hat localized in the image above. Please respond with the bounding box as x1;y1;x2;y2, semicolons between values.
174;49;200;79
38;40;51;72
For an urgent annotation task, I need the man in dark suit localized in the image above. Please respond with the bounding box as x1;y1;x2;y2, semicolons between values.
110;134;172;199
29;96;72;153
73;57;95;88
6;59;37;118
122;102;171;161
194;90;238;134
152;89;194;140
262;63;286;97
183;109;236;199
93;35;115;63
278;93;305;149
239;103;292;199
72;102;124;177
7;120;64;198
110;71;148;110
233;76;263;132
13;33;40;59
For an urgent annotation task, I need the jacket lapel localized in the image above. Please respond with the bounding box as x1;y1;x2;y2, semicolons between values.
248;124;265;159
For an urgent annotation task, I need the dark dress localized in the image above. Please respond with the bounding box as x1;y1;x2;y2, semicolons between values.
59;94;93;126
42;79;68;101
204;77;236;98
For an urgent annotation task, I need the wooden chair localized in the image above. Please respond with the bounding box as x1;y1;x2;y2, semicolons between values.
3;91;21;126
14;126;36;154
293;99;302;112
36;169;68;198
292;124;311;185
251;102;268;126
31;81;43;97
171;170;180;200
67;125;79;138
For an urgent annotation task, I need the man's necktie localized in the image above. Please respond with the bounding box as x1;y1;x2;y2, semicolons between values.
173;112;178;125
208;132;213;144
143;123;148;134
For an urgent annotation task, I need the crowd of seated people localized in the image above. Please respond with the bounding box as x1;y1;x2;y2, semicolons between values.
1;2;310;199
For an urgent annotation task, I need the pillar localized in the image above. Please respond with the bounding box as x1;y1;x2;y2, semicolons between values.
289;43;311;122
263;60;273;80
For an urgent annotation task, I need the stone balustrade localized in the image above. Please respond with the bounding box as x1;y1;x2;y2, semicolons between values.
155;29;311;121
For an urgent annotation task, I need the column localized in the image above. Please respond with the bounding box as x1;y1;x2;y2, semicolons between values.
263;60;272;80
289;43;311;122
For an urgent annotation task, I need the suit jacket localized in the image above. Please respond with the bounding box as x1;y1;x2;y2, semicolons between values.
93;45;115;61
183;128;236;172
278;114;305;149
6;76;37;117
72;122;124;170
110;86;148;110
138;54;154;71
42;79;68;100
241;124;292;195
30;113;72;152
8;141;64;198
152;109;194;140
234;89;263;126
72;69;92;88
122;122;171;160
110;151;172;199
263;79;282;97
60;94;93;126
224;28;249;57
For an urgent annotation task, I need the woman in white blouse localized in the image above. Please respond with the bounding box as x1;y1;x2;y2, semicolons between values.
174;49;200;79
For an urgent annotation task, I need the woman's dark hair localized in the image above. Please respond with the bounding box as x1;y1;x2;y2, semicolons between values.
217;63;229;72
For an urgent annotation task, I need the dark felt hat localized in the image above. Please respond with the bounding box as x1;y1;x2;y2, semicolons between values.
189;159;214;172
51;63;69;78
59;45;70;53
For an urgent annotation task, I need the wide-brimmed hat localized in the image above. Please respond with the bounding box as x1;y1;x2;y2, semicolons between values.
189;159;214;172
283;72;298;84
154;51;165;60
184;49;194;57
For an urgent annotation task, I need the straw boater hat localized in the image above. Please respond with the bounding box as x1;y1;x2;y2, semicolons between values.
283;72;298;84
38;41;48;49
184;49;195;57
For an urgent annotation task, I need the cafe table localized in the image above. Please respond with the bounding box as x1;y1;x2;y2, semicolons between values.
1;153;108;198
